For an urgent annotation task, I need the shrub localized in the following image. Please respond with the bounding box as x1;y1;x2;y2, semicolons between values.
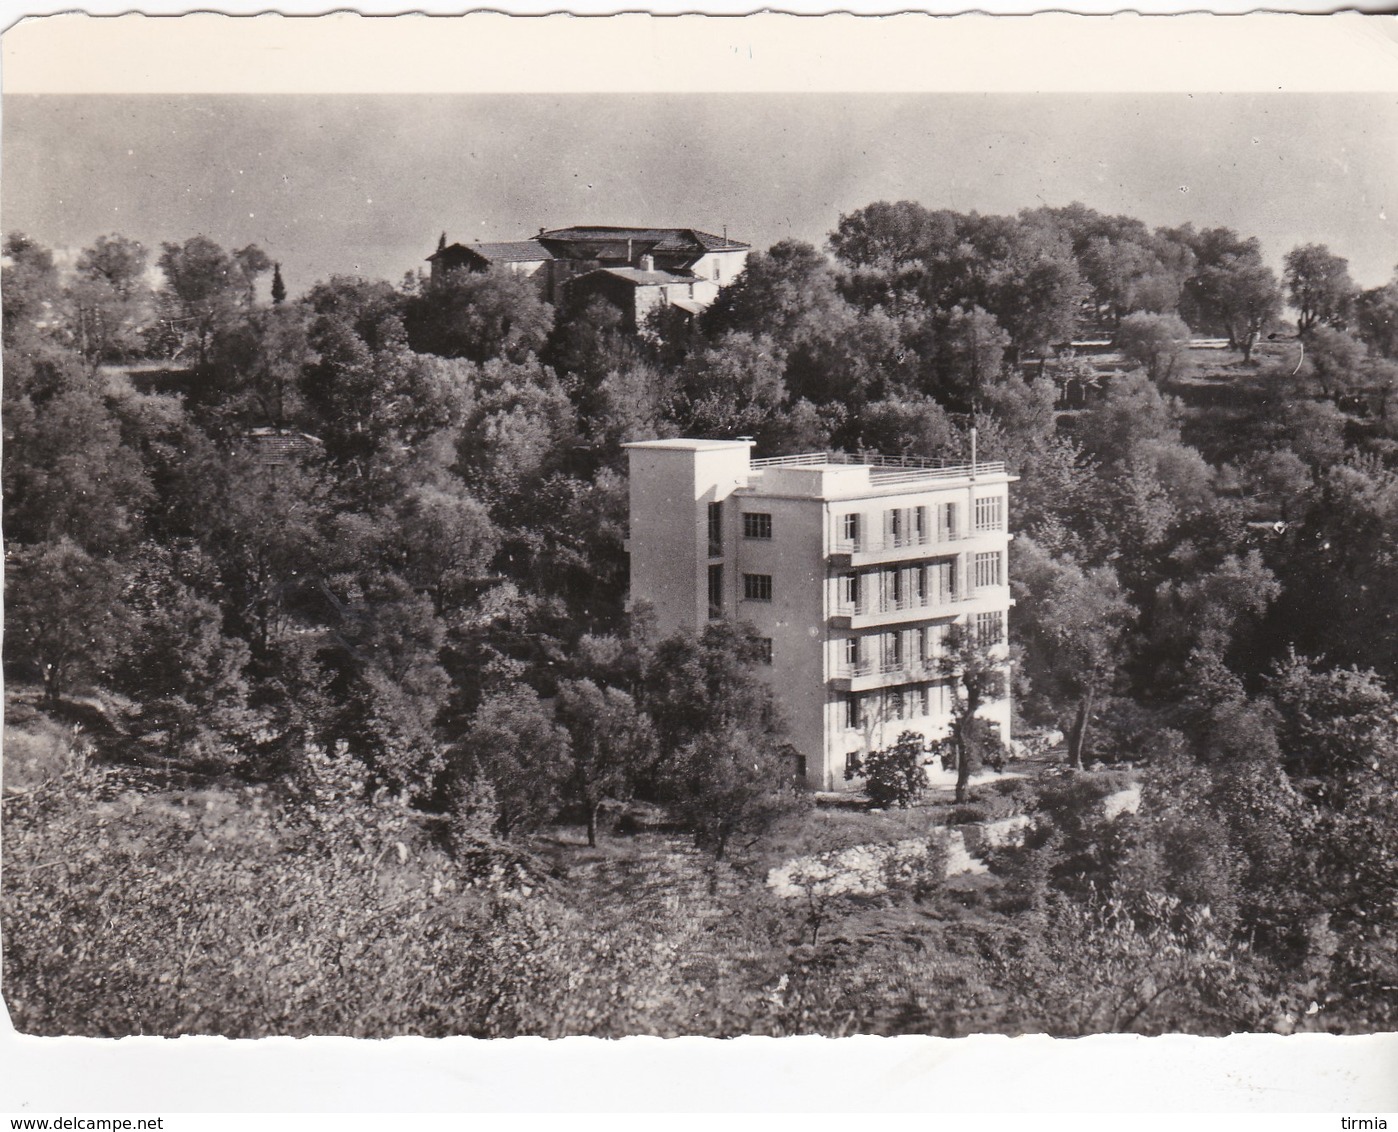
859;731;930;809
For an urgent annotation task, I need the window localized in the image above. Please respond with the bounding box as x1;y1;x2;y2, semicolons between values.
975;495;1004;532
889;689;906;720
743;512;773;540
707;501;723;556
743;573;773;601
974;551;1003;589
887;632;903;668
943;501;960;540
841;573;859;609
844;636;860;667
707;564;724;620
916;566;928;602
890;568;903;606
889;507;903;543
915;505;928;542
975;610;1005;647
754;637;774;664
841;513;860;546
918;685;932;717
845;697;861;730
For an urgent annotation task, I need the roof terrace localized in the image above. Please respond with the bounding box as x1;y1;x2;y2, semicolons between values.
749;450;1006;488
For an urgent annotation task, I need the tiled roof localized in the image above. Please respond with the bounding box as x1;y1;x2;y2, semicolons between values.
428;240;553;264
468;240;554;263
539;226;749;252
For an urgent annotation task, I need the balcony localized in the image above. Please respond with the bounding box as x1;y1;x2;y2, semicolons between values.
828;656;942;693
828;527;1006;567
829;591;981;629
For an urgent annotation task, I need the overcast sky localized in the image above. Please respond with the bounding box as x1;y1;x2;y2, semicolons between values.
5;93;1396;298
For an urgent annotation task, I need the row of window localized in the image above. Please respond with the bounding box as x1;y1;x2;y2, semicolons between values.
836;552;1003;612
838;497;1005;548
843;682;955;729
706;495;1005;558
840;612;1006;668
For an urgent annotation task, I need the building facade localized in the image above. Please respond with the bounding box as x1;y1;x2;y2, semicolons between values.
427;226;749;316
624;439;1016;791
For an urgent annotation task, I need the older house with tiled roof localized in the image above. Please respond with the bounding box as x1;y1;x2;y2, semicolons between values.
426;239;553;286
426;225;749;324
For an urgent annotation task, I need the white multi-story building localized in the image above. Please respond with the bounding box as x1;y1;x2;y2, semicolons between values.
623;439;1016;791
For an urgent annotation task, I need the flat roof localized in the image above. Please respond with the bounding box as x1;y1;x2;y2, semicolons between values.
622;438;753;452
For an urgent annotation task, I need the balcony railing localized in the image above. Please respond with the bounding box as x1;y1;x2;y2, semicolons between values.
832;592;970;619
831;529;983;556
833;656;942;681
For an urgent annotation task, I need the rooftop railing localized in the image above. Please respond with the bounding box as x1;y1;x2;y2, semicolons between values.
750;450;1005;481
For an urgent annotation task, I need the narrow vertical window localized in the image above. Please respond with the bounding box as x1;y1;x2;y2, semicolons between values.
974;551;1002;589
844;636;860;668
707;501;723;556
845;696;860;730
841;512;860;548
707;563;723;620
841;573;859;611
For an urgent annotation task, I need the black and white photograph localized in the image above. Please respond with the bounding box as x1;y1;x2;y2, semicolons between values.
2;8;1397;1116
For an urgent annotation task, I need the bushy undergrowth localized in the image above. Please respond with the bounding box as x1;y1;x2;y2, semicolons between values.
6;730;1394;1037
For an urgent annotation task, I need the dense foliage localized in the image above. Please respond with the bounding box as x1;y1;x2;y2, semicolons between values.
5;201;1398;1035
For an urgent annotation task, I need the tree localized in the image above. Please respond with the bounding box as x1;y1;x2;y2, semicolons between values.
663;724;803;859
543;296;641;385
1075;368;1183;469
555;678;655;846
392;483;499;615
453;682;572;838
858;730;930;808
642;621;783;760
937;624;1008;802
1116;311;1192;384
1011;538;1134;769
67;234;152;365
1179;228;1281;361
1284;244;1357;337
675;331;787;438
270;263;287;306
111;547;250;760
3;381;154;553
1301;325;1368;404
1267;651;1398;787
406;266;553;363
1147;551;1282;707
1354;276;1398;360
156;236;270;367
334;576;452;800
931;305;1008;410
5;539;129;704
2;232;59;346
